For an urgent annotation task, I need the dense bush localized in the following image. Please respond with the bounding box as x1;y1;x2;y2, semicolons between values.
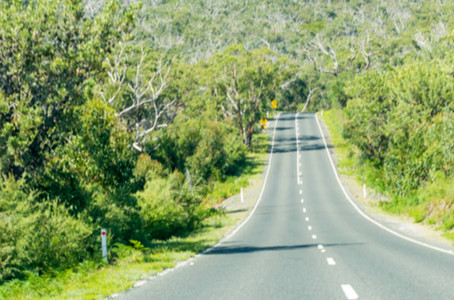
155;116;247;183
344;61;454;196
39;99;143;242
0;0;135;187
136;170;202;240
0;176;92;283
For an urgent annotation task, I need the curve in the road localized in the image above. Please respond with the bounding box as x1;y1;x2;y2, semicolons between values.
314;113;454;257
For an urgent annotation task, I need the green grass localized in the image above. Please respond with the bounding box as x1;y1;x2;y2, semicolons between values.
320;109;356;175
0;133;270;300
321;109;386;191
0;215;238;299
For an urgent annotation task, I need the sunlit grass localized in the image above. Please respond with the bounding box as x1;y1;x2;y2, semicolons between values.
0;205;242;299
320;109;357;176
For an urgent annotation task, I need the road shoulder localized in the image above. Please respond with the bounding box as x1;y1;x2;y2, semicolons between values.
316;112;454;252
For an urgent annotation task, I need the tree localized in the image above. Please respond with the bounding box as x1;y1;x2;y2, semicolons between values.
98;44;177;151
209;45;280;146
343;71;392;164
0;0;135;185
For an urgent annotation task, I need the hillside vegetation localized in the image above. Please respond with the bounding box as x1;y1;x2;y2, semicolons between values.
1;0;453;292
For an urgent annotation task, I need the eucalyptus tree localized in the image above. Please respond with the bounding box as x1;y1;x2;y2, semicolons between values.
98;44;176;151
208;45;280;146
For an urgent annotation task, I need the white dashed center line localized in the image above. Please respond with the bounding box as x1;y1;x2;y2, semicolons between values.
341;284;359;300
295;114;301;186
294;115;360;300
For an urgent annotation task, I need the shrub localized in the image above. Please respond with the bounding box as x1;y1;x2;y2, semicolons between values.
154;116;247;182
0;176;93;283
223;129;247;175
136;171;202;240
86;185;142;244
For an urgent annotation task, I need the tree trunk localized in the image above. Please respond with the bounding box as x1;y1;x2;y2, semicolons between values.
245;124;254;147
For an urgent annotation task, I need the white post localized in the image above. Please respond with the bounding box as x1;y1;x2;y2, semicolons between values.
267;111;269;118
241;188;244;203
101;229;107;261
363;184;366;199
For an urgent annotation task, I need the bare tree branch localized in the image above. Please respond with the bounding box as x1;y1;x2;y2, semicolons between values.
301;80;320;113
100;46;175;151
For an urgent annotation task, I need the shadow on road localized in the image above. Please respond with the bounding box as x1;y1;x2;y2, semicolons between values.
271;135;333;154
204;242;365;255
273;126;293;131
299;144;333;152
278;113;314;122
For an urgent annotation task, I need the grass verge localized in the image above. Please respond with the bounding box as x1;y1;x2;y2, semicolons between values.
320;109;454;245
0;133;270;300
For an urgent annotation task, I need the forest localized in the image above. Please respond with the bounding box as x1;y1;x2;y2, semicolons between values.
1;0;453;289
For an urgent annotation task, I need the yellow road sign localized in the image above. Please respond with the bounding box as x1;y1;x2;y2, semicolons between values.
259;118;268;129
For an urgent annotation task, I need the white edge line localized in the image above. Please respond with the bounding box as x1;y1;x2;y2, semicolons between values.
295;113;300;185
207;113;282;245
133;280;147;287
315;113;454;257
115;114;281;296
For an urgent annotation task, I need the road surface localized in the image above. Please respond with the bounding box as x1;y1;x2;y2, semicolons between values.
117;112;454;300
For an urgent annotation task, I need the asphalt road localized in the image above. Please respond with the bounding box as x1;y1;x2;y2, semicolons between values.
117;112;454;300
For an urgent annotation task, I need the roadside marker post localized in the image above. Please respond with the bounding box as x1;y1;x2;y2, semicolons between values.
101;229;107;261
241;188;244;203
363;184;366;199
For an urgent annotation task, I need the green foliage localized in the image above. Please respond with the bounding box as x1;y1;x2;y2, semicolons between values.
324;107;454;232
208;45;280;146
0;175;92;283
0;0;145;282
3;0;454;292
344;60;454;196
424;112;454;179
155;116;246;183
343;72;391;164
136;171;202;240
0;0;135;185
